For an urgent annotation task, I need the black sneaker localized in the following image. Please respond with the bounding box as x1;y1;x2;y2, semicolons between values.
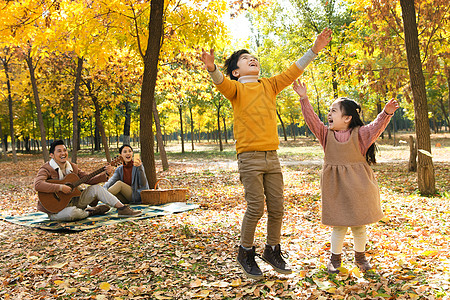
237;246;264;280
261;244;292;274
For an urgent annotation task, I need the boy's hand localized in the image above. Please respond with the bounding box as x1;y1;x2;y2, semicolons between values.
200;48;216;72
311;28;332;54
384;99;400;115
293;80;308;98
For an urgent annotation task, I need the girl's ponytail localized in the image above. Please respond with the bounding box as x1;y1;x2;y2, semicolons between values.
337;98;377;165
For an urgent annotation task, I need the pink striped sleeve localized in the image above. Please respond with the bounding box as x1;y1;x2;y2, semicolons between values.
359;110;393;154
299;97;328;148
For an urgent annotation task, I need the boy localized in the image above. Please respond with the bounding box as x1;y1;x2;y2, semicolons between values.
200;28;332;279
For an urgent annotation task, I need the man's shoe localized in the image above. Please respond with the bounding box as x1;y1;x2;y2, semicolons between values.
86;204;110;216
117;205;142;218
237;246;264;280
261;244;292;274
327;253;342;274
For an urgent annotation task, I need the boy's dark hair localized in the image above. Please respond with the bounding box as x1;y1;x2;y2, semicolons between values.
49;140;65;154
337;97;377;165
224;49;250;81
119;144;133;154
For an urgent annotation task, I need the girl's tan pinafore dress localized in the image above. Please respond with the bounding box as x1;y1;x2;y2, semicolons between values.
320;127;384;226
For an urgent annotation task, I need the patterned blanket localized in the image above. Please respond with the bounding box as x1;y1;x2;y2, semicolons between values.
0;202;199;232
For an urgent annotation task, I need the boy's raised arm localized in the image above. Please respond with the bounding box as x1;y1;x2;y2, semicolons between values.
200;48;216;72
295;28;332;71
200;48;224;85
311;28;332;55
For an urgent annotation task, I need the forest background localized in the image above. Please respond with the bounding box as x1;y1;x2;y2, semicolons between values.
0;0;450;298
0;0;449;194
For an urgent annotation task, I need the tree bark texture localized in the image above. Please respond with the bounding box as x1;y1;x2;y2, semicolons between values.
85;80;111;162
72;56;83;164
408;135;417;172
400;0;435;195
276;109;287;141
123;100;131;145
2;57;17;163
178;105;185;153
189;106;195;151
26;55;49;162
153;100;169;170
140;0;164;189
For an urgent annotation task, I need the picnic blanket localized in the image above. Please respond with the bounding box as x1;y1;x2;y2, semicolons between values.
0;202;199;232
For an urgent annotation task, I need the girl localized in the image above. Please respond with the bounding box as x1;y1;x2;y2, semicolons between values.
104;144;149;204
293;80;399;273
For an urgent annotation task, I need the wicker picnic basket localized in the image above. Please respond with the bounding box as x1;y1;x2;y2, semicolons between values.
140;178;188;205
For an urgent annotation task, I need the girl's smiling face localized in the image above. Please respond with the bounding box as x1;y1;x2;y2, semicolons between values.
328;100;352;131
120;146;133;164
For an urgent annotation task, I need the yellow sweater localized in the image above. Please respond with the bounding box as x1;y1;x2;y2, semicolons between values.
215;64;303;154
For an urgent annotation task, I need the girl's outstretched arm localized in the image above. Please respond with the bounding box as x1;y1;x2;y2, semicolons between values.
359;99;399;153
293;80;327;147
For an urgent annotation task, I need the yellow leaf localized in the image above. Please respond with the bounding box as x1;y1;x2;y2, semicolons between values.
192;290;211;298
421;250;438;257
408;293;420;300
99;282;111;291
54;280;65;285
230;278;241;287
50;262;68;269
189;278;202;288
350;267;362;278
153;291;173;300
265;281;275;288
66;288;77;293
337;266;349;274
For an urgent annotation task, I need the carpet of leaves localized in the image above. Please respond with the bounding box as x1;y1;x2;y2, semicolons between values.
0;135;449;299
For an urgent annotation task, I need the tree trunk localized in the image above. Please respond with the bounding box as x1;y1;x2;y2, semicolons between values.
276;109;287;141
2;57;18;163
217;104;223;151
178;105;185;153
444;63;450;130
25;55;49;162
153;100;169;170
92;96;110;162
139;0;164;189
222;116;228;144
72;56;83;164
400;0;435;195
0;123;3;159
408;135;417;172
438;97;450;130
377;101;384;139
85;80;111;162
123;100;131;145
331;58;338;98
189;106;195;151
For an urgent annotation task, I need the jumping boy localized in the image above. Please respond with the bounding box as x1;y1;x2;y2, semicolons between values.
200;28;332;279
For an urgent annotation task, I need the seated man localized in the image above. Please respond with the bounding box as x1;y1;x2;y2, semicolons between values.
34;140;142;221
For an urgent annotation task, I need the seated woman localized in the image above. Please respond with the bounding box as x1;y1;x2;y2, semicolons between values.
104;144;149;204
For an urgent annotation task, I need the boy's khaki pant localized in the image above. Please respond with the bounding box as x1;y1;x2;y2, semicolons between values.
238;150;284;248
